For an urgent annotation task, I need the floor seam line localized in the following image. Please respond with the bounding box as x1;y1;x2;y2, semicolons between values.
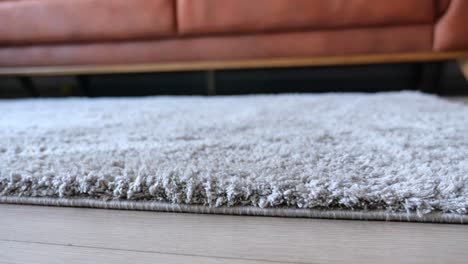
0;239;314;264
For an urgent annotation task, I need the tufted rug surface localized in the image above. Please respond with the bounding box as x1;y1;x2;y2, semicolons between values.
1;92;467;223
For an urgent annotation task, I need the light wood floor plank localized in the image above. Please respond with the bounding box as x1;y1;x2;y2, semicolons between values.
1;204;468;264
0;240;275;264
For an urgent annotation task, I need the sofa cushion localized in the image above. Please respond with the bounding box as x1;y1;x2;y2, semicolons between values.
0;0;175;45
178;0;434;35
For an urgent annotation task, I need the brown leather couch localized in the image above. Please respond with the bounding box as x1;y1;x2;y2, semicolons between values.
0;0;468;74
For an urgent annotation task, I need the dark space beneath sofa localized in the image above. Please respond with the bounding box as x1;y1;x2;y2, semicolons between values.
0;61;467;98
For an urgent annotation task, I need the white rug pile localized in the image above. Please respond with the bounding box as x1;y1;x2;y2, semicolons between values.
1;92;467;223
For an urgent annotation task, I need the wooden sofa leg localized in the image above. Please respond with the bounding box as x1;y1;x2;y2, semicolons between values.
206;70;216;95
458;59;468;81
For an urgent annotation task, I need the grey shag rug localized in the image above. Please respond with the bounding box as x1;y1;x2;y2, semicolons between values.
1;92;467;223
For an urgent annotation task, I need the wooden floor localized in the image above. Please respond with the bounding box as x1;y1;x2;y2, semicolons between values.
0;204;467;264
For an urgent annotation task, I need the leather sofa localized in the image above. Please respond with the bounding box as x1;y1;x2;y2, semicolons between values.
0;0;467;74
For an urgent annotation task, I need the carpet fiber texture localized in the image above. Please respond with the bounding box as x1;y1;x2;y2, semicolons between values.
1;92;467;223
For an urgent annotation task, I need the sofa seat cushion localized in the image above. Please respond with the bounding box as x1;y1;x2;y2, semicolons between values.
178;0;434;35
0;0;175;45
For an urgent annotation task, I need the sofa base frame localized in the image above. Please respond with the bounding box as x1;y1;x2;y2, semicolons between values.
1;51;468;77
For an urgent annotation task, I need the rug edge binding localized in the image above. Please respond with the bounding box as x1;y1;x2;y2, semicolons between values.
1;196;466;224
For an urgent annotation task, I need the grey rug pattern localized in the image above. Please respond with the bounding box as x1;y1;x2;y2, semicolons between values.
1;92;467;223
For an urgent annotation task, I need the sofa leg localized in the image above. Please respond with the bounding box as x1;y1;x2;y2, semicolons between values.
206;70;217;95
458;59;468;81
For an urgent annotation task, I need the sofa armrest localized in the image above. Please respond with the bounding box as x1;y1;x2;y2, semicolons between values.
434;0;468;51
